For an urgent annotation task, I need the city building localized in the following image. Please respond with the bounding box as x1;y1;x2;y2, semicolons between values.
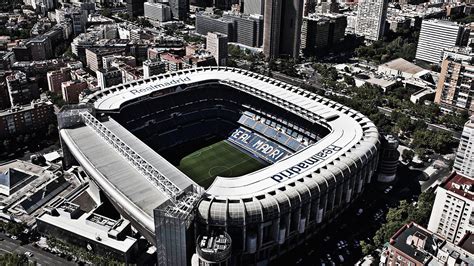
0;78;10;110
160;52;184;71
85;48;127;72
443;47;474;63
453;117;474;177
114;63;142;83
263;0;304;58
143;60;167;78
300;13;348;57
243;0;264;15
0;160;45;196
355;0;388;41
12;46;31;62
37;200;139;263
223;13;264;48
377;134;399;183
126;0;145;17
378;58;425;79
427;171;473;244
434;53;474;113
206;32;228;66
71;9;88;36
6;72;40;106
301;15;330;57
61;80;88;104
196;12;235;41
27;36;53;61
196;12;264;48
0;100;54;138
96;67;123;90
144;2;172;22
416;20;470;64
382;222;474;265
47;68;71;95
102;55;136;70
169;0;188;21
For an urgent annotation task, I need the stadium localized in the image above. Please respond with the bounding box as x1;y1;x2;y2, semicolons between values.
58;67;380;265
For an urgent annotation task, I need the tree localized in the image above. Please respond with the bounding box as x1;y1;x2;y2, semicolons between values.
372;191;435;247
0;253;28;265
343;75;355;86
47;124;58;138
360;240;375;255
402;149;414;163
101;8;112;17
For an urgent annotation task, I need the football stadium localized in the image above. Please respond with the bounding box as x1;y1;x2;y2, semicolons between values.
58;67;380;265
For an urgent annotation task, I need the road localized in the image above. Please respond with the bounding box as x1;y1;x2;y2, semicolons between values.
0;235;74;265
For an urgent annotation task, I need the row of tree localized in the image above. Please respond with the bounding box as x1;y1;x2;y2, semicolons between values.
360;191;436;255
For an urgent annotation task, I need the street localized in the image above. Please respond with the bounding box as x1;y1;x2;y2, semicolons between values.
0;234;74;265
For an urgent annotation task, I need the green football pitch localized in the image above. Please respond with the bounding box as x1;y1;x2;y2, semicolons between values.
177;140;266;188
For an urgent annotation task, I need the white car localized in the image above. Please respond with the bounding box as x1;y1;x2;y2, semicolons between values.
24;251;33;257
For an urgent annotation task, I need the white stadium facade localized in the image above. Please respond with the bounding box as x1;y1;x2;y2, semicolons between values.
58;67;380;265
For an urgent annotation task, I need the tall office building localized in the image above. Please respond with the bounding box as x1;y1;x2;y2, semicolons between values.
355;0;388;41
300;13;347;57
169;0;189;21
300;15;330;56
263;0;304;58
415;20;470;64
427;117;474;244
196;12;235;41
453;117;474;177
144;2;172;22
223;13;264;47
206;32;228;66
126;0;145;17
427;171;473;244
6;72;40;106
434;52;474;113
243;0;264;15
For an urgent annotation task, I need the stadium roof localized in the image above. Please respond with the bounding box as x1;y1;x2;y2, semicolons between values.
61;118;199;232
81;67;377;198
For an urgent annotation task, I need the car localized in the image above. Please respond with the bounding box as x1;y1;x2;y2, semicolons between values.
24;252;33;257
384;185;393;194
356;208;364;216
295;258;303;264
11;236;17;240
338;255;345;263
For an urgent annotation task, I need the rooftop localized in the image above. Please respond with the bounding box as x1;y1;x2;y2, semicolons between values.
459;233;474;255
389;222;439;264
388;223;474;266
379;58;424;75
442;172;474;201
38;207;136;253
